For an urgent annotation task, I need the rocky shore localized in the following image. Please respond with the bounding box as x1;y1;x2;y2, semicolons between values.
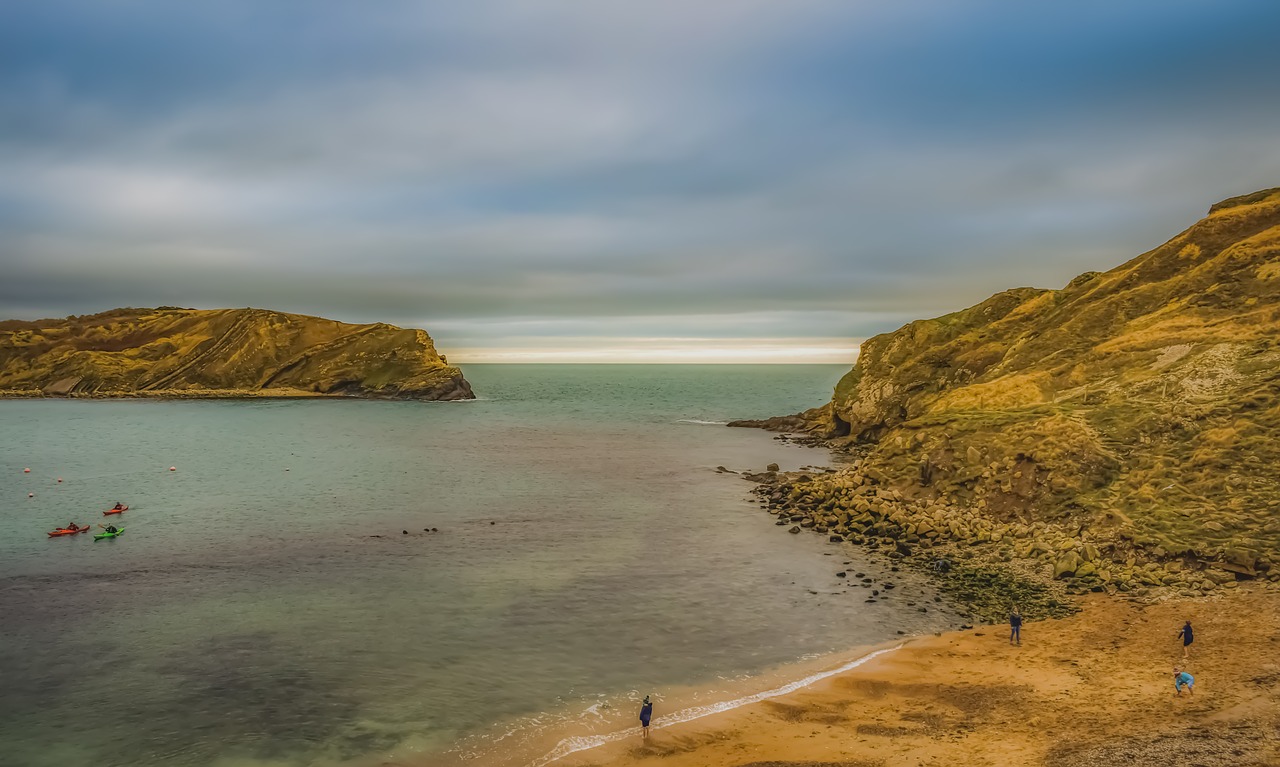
720;190;1280;622
0;382;475;401
734;452;1275;624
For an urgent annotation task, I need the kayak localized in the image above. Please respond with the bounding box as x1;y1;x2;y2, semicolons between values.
103;505;129;516
48;526;90;537
93;528;125;541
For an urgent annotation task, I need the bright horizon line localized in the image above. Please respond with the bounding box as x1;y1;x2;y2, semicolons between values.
449;360;851;365
447;344;861;365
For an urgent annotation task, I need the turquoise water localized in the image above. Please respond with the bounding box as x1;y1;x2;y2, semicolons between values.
0;365;958;767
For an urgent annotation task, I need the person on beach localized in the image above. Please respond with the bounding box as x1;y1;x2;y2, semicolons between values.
1009;608;1022;646
1178;620;1194;658
1173;668;1195;696
639;695;653;739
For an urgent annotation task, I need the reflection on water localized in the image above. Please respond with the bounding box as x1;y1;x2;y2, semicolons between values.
0;366;960;767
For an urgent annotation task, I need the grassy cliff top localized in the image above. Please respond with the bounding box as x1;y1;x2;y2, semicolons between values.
789;187;1280;580
0;306;473;401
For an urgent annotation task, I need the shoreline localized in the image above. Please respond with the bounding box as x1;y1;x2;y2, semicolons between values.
522;643;907;767
433;534;970;767
557;586;1279;767
0;389;477;401
420;639;920;767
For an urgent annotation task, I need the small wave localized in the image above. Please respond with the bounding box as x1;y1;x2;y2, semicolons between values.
674;419;729;426
526;644;903;767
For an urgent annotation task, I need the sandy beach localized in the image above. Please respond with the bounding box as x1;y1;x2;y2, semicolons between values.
557;587;1279;767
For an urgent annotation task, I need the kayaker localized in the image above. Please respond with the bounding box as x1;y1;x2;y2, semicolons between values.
67;522;79;531
112;502;125;511
104;525;118;534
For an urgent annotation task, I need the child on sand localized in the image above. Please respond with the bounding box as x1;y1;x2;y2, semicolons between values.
1177;620;1193;658
639;695;653;739
1173;668;1194;696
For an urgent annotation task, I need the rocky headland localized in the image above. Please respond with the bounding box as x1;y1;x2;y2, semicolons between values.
0;306;474;401
732;187;1280;618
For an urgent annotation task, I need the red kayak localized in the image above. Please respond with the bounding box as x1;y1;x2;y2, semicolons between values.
49;525;90;537
103;505;129;516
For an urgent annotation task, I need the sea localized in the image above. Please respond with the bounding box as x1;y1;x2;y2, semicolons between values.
0;365;961;767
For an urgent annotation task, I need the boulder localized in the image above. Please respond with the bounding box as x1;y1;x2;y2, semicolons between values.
1053;551;1082;579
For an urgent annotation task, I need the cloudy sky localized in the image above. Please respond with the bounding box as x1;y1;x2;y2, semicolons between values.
2;1;1278;362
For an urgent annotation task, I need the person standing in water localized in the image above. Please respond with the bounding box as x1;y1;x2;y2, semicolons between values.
1178;620;1194;658
1009;608;1023;646
639;695;653;739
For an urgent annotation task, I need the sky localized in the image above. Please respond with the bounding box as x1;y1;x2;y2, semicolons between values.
1;1;1278;363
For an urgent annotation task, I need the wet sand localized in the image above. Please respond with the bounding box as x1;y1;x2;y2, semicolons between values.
558;587;1279;767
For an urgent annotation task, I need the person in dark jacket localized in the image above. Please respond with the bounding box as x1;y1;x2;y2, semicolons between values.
639;695;653;739
1010;608;1023;646
1178;620;1194;658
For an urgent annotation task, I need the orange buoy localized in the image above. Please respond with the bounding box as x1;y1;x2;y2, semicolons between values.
57;478;63;483
169;466;177;472
28;492;34;498
23;468;31;473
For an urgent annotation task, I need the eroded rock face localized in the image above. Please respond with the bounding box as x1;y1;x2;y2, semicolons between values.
746;187;1280;581
0;307;475;401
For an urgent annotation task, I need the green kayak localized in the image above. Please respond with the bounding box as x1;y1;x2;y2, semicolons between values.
93;528;125;541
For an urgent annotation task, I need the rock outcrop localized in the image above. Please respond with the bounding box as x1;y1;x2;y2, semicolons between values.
0;307;474;401
741;188;1280;597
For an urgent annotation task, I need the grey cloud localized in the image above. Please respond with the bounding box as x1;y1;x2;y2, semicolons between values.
1;1;1279;359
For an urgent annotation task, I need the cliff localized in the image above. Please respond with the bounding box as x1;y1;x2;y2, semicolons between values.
738;187;1280;602
0;307;474;401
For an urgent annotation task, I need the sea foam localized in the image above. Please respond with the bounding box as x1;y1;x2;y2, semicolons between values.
527;644;903;767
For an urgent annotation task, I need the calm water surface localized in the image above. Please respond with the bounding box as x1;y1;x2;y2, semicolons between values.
0;365;958;767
